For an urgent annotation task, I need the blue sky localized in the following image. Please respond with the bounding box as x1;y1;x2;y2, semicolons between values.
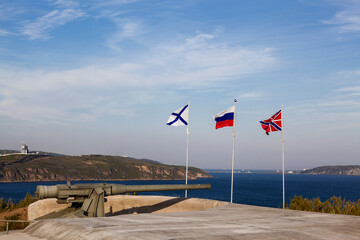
1;0;360;170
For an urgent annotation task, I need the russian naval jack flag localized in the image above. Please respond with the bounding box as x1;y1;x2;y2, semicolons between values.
167;103;191;198
167;104;189;126
214;106;235;129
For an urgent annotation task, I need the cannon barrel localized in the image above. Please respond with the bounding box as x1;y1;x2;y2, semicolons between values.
114;183;211;195
35;183;211;199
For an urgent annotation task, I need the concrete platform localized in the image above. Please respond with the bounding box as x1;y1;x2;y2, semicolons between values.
2;203;360;239
28;196;228;220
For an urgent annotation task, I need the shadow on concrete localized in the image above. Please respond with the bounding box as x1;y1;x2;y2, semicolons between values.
105;197;187;216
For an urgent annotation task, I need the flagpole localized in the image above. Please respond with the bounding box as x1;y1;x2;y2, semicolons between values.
185;101;190;198
281;104;285;209
231;99;237;203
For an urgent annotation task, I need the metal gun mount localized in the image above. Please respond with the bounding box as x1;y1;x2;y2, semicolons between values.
35;182;211;218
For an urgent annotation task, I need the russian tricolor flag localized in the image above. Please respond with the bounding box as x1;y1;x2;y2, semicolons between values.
214;106;235;129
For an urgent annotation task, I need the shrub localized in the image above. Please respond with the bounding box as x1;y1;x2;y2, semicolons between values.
0;198;7;211
0;213;29;231
289;195;304;210
0;193;37;213
289;195;360;216
16;193;36;208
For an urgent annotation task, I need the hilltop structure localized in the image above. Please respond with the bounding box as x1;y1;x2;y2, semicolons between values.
21;144;29;154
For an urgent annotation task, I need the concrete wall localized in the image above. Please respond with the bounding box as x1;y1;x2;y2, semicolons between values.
28;196;228;220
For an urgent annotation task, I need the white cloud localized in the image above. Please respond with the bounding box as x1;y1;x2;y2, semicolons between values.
289;67;360;129
336;68;360;78
0;29;11;36
0;33;276;123
89;0;140;7
338;85;360;96
185;34;215;49
157;34;275;86
20;8;86;40
323;1;360;33
324;11;360;32
317;100;360;107
237;92;262;99
105;20;144;51
334;69;360;96
52;0;80;8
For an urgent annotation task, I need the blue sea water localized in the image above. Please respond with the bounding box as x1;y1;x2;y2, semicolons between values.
1;173;360;208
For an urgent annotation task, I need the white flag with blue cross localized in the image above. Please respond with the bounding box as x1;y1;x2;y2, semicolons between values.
167;104;189;126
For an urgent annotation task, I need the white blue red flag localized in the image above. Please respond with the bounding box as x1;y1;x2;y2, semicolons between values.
167;104;189;126
214;106;235;129
260;110;282;135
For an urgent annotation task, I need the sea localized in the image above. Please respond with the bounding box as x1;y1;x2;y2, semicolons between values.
1;172;360;208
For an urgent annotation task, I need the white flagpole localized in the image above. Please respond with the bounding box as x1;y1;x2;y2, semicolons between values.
281;104;285;209
231;99;237;203
185;101;190;198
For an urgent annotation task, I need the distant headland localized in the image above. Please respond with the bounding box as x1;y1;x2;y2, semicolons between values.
206;166;360;176
0;150;211;182
297;165;360;175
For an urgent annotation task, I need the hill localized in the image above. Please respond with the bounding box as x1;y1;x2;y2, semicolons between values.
0;150;64;156
0;150;20;155
0;154;211;182
298;165;360;175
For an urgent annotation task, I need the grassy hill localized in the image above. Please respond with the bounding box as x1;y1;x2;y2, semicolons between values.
0;154;211;182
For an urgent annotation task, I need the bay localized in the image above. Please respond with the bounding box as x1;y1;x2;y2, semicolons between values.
1;172;360;208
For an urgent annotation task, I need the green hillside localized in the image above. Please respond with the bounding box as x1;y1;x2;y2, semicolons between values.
0;154;211;182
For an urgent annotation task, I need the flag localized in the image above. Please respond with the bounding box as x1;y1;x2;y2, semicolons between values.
260;110;282;135
214;106;235;129
167;104;189;126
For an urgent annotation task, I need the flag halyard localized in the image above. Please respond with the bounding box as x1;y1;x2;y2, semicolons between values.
260;110;282;135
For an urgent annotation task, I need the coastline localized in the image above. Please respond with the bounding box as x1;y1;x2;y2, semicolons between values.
0;176;213;183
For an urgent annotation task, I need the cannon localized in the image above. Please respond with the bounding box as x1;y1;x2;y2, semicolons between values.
34;181;211;218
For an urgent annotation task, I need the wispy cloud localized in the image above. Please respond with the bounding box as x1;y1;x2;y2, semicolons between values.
317;99;360;107
336;68;360;78
90;0;140;7
0;29;11;36
185;34;215;49
0;32;276;123
20;8;86;40
334;69;360;96
105;19;144;51
323;1;360;33
52;0;80;8
0;2;28;21
338;86;360;96
236;92;263;99
157;34;276;86
289;67;360;129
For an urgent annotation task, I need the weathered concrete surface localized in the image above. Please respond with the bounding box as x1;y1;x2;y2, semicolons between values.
0;232;46;240
2;203;360;240
28;199;71;220
28;196;228;220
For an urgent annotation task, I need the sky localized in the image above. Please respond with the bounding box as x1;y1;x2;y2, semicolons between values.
1;0;360;170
